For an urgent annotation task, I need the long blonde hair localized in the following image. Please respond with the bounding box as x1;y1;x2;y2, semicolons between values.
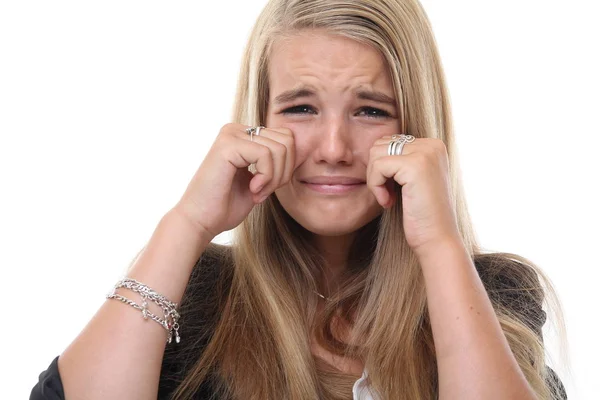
169;0;567;398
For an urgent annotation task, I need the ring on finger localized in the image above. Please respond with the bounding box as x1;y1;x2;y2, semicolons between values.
390;134;415;142
246;126;265;173
387;134;415;156
245;126;265;142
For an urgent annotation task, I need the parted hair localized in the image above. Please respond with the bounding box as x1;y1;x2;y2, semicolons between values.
164;0;567;398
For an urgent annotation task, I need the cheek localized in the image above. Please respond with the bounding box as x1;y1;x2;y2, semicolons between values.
364;125;401;151
355;133;385;162
290;135;312;168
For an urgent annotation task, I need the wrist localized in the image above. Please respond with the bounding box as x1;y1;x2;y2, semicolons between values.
413;234;467;262
163;207;215;247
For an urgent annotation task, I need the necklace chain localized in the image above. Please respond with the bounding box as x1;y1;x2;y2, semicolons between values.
313;290;331;301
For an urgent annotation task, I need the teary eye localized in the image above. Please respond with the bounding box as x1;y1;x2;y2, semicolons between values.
357;107;391;119
281;105;317;115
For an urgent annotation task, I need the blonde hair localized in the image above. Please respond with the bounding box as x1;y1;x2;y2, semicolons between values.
168;0;568;398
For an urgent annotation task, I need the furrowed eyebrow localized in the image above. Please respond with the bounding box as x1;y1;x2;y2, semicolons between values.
272;86;396;106
356;90;396;106
273;87;316;105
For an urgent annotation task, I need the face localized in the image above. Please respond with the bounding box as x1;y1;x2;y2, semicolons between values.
267;29;401;239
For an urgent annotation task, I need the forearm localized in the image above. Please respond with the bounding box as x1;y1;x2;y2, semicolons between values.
417;238;537;400
58;209;213;400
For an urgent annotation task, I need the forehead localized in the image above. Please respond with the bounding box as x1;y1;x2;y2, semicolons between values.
268;30;392;94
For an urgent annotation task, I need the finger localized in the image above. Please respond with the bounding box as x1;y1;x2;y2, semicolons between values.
371;183;391;208
367;154;417;206
248;134;286;196
263;127;295;187
227;137;274;194
237;127;295;194
368;154;417;187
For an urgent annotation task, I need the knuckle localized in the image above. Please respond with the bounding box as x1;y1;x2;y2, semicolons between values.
438;141;448;155
432;138;446;153
213;134;229;152
278;127;294;136
261;165;273;178
285;136;296;149
259;146;271;157
219;122;235;135
275;142;287;155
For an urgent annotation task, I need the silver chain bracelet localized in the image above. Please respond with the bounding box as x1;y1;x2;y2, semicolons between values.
106;277;181;344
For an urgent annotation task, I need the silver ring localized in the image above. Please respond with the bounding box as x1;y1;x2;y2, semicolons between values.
387;134;415;156
387;140;396;156
388;139;402;156
246;126;264;172
393;134;415;142
245;126;264;142
395;140;406;156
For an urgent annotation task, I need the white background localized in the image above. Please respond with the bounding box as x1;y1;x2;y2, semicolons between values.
1;1;598;398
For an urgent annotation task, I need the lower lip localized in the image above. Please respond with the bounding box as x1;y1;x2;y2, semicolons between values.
302;182;364;194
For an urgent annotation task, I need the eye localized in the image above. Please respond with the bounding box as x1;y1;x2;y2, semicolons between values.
357;107;391;119
280;105;317;115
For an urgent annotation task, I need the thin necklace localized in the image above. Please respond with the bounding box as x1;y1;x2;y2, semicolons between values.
313;290;331;301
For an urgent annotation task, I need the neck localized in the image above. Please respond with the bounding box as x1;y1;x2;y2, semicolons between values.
311;233;356;297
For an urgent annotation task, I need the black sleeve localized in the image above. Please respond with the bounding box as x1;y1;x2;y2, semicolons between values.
29;356;65;400
475;254;568;399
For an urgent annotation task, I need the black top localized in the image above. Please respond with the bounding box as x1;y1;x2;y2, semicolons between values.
29;247;568;399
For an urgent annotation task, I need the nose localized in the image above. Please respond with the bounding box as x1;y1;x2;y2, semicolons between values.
312;115;353;165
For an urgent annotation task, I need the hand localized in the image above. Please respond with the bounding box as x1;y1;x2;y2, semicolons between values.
366;136;462;257
173;123;295;238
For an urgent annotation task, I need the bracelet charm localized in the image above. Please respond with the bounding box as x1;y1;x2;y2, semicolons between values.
106;277;181;344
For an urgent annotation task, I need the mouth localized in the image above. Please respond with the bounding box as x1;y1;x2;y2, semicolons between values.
300;182;364;194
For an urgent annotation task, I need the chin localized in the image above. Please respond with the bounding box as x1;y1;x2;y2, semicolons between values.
275;194;383;237
298;220;364;237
